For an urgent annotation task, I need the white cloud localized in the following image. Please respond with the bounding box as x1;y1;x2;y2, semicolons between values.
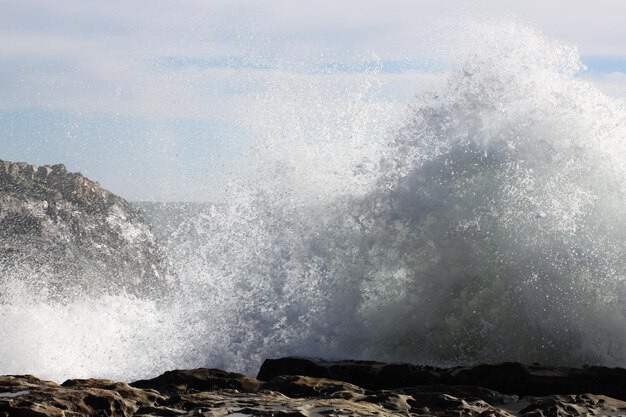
2;0;626;200
3;0;626;121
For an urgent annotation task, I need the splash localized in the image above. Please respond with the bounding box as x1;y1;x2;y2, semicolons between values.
3;20;626;381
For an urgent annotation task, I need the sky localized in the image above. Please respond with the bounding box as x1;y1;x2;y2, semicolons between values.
2;0;626;201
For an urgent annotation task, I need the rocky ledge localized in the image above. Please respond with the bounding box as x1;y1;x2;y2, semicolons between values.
3;358;626;417
0;160;166;297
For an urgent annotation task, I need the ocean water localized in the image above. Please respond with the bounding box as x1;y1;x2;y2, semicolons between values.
2;20;626;382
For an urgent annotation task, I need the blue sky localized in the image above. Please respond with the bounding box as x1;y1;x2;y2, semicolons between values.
2;0;626;201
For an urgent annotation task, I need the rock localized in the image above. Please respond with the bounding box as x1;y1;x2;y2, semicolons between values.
0;159;168;297
4;359;626;416
516;394;626;416
258;357;626;401
358;392;414;414
257;357;442;390
60;379;163;404
452;363;626;399
0;376;162;417
130;368;262;395
259;375;365;398
401;384;519;406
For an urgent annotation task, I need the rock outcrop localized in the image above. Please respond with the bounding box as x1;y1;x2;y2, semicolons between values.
258;357;626;400
0;160;166;297
3;359;626;416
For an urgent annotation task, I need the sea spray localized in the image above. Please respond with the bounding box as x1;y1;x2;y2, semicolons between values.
183;21;626;367
2;20;626;381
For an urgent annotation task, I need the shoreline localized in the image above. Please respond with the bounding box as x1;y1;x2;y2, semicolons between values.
2;357;626;416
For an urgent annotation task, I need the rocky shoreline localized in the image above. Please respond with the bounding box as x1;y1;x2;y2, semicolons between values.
2;357;626;416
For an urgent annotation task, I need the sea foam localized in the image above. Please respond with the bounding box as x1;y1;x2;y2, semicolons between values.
2;20;626;381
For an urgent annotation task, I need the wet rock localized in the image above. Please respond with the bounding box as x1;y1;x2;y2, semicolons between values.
134;404;188;416
258;357;626;400
130;369;262;395
0;159;167;297
5;360;626;416
0;376;160;417
405;392;514;416
61;378;164;404
401;384;519;406
260;375;365;398
452;363;626;399
358;392;414;413
257;357;442;390
516;394;626;417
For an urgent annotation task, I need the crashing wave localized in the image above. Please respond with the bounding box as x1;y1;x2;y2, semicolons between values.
2;21;626;381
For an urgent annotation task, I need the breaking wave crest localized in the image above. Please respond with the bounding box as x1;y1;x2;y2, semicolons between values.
2;21;626;381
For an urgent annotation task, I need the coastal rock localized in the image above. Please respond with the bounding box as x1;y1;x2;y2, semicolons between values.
130;369;262;394
258;357;626;400
517;394;626;416
259;375;365;398
257;357;442;390
4;360;626;416
0;375;162;417
0;159;167;297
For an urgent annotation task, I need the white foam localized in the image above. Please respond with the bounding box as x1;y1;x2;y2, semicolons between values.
3;19;626;381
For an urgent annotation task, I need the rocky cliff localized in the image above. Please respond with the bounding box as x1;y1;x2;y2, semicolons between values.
0;159;166;297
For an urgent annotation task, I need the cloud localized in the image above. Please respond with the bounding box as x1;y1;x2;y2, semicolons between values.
3;0;626;121
2;0;626;200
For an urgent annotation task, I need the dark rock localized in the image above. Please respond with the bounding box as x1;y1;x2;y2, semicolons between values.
452;363;626;399
234;407;308;417
130;368;262;395
257;357;441;390
0;159;168;297
60;379;163;403
134;404;187;415
6;360;626;416
258;357;626;401
401;384;519;406
517;394;626;417
358;392;414;413
260;375;365;398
